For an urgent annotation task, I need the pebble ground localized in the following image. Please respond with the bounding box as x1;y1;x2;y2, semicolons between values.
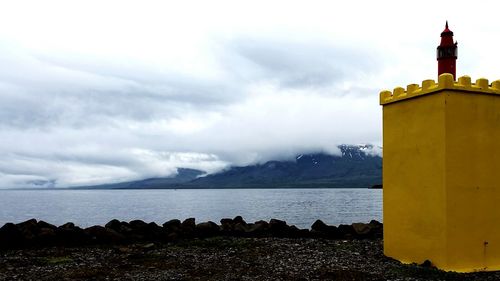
1;237;499;281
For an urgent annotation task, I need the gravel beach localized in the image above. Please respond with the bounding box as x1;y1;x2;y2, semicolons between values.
1;237;499;281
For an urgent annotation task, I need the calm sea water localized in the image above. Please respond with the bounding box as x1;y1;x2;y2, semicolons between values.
0;188;382;229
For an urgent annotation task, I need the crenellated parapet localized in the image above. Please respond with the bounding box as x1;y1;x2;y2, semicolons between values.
380;73;500;105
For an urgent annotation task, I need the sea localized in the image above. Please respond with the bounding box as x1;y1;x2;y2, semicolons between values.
0;188;382;229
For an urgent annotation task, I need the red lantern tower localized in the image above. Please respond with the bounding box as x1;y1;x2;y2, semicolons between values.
437;21;458;79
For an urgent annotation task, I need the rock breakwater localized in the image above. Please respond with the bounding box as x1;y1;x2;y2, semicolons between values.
0;217;383;249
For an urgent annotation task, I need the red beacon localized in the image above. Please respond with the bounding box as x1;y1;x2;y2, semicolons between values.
437;21;458;79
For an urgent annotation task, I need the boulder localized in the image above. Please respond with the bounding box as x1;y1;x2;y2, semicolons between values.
288;225;307;238
60;222;75;229
233;216;247;225
163;219;181;232
195;221;220;238
36;227;58;246
338;224;355;239
0;223;23;248
37;221;57;231
311;220;340;239
311;220;342;239
105;219;122;231
181;218;196;237
166;231;180;241
56;223;89;246
146;222;163;240
246;220;270;237
311;219;329;232
269;219;290;237
129;220;149;235
352;223;372;238
220;218;235;234
118;221;134;235
296;228;311;238
16;219;39;244
121;220;162;241
17;218;38;230
85;225;125;244
233;222;251;236
16;219;40;240
105;220;133;238
253;220;269;229
369;220;383;238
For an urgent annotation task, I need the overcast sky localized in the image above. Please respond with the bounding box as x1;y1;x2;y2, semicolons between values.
1;0;499;188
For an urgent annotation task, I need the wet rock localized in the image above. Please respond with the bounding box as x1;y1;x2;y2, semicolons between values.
195;221;220;238
60;222;75;229
85;225;125;244
311;220;340;239
369;220;383;227
36;227;57;246
105;219;122;231
287;225;301;237
181;218;195;228
233;216;246;225
56;222;89;246
129;220;149;232
296;228;310;238
369;220;383;238
16;219;39;244
311;219;328;231
166;231;180;241
15;219;50;247
246;220;270;237
145;222;163;240
117;221;134;235
163;219;182;240
17;219;38;230
163;219;181;232
220;218;235;234
233;222;250;236
37;221;57;231
338;224;355;239
352;223;371;237
181;218;196;237
105;220;134;238
0;222;23;248
1;218;385;250
269;219;290;237
351;221;383;239
122;220;162;241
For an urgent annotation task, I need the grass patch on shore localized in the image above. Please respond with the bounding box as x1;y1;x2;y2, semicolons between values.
39;256;73;265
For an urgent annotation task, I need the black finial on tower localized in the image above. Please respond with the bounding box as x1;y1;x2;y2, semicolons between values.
445;20;448;29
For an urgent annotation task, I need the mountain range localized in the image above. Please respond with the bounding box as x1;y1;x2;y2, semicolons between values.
79;144;382;189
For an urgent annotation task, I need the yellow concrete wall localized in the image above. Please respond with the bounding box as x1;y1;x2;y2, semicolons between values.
445;91;500;272
383;93;447;267
381;74;500;272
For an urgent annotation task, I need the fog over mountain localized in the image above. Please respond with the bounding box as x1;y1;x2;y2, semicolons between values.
0;1;499;188
79;145;383;189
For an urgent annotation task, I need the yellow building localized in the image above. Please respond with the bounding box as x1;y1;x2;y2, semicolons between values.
380;73;500;272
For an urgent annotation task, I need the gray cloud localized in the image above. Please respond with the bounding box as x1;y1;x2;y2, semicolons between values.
223;38;382;90
0;34;384;188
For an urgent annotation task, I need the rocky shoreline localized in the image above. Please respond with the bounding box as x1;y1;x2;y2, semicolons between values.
0;217;383;249
1;218;499;280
